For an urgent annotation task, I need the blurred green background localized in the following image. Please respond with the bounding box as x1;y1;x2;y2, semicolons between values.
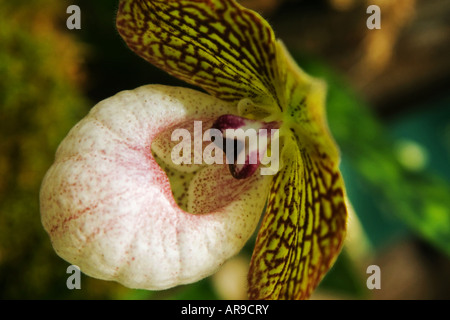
1;0;449;299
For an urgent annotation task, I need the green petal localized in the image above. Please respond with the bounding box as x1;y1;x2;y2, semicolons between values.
276;41;340;162
117;0;279;107
248;135;348;299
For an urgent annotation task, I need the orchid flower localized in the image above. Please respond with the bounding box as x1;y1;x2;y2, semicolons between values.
40;0;348;300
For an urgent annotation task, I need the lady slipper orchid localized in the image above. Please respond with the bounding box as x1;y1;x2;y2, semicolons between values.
40;0;348;300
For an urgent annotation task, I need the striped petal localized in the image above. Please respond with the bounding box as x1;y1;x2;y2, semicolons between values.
116;0;279;108
248;134;347;299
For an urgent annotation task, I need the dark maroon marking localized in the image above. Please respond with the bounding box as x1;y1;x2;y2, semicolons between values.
212;114;246;131
210;114;280;180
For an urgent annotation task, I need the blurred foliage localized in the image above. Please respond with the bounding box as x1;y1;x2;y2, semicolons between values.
0;0;449;300
300;54;450;298
301;56;450;256
0;0;125;299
